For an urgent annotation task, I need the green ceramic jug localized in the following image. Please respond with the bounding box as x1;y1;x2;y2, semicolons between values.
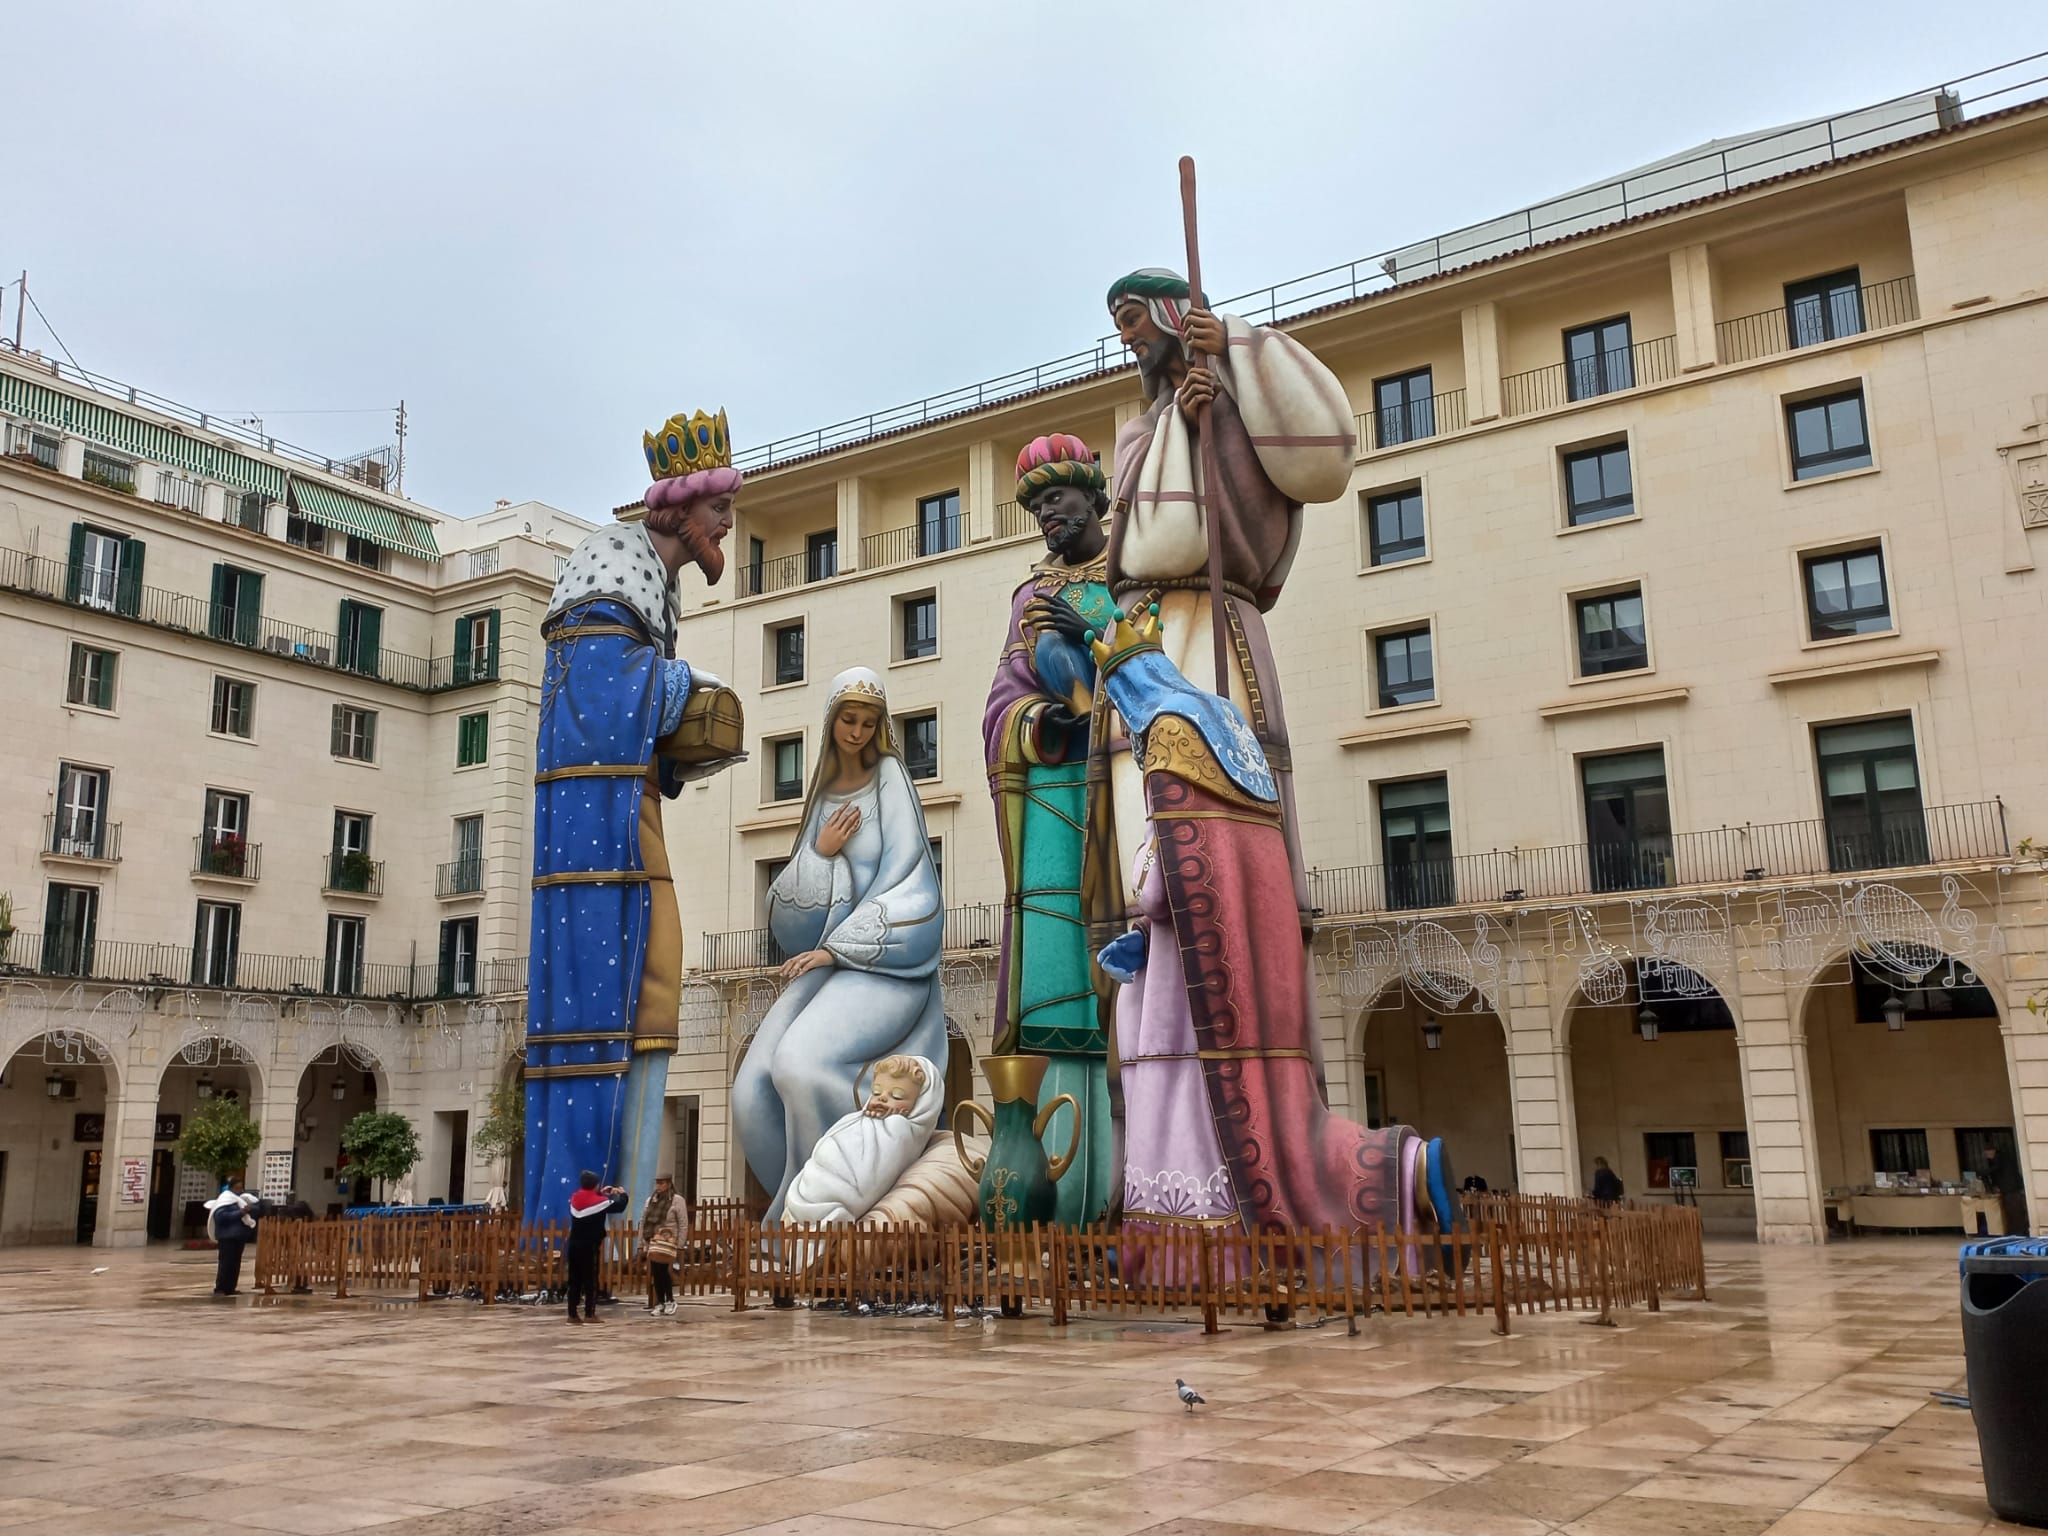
952;1053;1079;1231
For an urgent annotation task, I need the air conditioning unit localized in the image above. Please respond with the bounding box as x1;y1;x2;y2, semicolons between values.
264;635;295;656
309;645;332;665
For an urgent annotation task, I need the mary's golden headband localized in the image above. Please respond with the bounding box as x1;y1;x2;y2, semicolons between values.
644;409;732;480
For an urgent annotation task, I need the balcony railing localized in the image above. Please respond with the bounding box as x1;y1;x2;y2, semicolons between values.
994;499;1036;541
1503;335;1678;417
1715;273;1919;366
6;422;60;470
1310;800;2008;919
323;853;386;897
699;901;1004;975
153;475;204;515
738;549;807;599
80;449;136;495
0;930;520;1001
193;835;262;882
0;546;490;693
437;857;485;897
1357;387;1467;452
861;513;966;570
42;814;121;863
228;490;271;533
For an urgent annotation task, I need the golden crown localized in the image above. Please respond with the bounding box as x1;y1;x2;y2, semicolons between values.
1087;604;1164;671
643;408;733;480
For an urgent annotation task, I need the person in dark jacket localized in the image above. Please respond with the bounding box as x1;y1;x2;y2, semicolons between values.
204;1176;266;1296
1982;1147;2029;1237
1589;1157;1624;1204
565;1171;627;1325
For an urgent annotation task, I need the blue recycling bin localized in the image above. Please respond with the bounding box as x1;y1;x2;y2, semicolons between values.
1961;1237;2048;1527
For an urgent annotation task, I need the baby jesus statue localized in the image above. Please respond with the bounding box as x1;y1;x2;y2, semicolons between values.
782;1054;943;1225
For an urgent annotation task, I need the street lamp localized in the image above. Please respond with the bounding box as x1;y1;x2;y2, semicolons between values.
195;1073;215;1101
1636;1004;1660;1042
331;1078;347;1102
1421;1016;1443;1052
1882;993;1907;1032
44;1070;65;1099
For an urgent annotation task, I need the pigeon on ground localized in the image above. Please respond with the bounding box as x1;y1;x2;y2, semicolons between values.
1175;1378;1205;1414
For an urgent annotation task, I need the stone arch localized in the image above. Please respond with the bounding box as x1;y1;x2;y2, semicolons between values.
287;1037;389;1214
0;1028;122;1246
1351;975;1515;1191
1798;944;2022;1233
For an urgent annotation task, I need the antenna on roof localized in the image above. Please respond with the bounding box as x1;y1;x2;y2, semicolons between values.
394;399;407;496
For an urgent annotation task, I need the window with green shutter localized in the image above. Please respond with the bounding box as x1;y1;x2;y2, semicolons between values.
332;704;377;762
65;644;117;710
454;609;500;683
456;711;489;768
337;599;382;676
66;524;144;616
208;564;264;646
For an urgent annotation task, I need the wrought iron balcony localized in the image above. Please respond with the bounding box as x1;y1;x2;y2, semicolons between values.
436;856;485;898
861;512;966;570
42;814;121;864
4;422;59;470
1310;800;2009;920
1356;387;1467;452
737;548;808;598
993;500;1035;540
0;929;519;1001
323;852;385;898
1716;274;1918;366
1503;335;1678;417
79;449;136;495
152;475;205;515
192;835;262;882
698;901;1002;975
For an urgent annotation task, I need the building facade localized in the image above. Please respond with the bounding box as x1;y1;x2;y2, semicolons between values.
0;356;578;1245
666;92;2048;1241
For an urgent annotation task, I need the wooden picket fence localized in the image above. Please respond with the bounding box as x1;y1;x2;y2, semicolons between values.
253;1193;1704;1335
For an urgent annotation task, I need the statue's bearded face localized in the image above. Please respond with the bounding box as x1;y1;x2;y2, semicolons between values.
674;493;733;585
1031;484;1104;562
1114;299;1179;385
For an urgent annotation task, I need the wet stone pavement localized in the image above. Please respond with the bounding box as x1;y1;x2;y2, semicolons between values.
0;1237;2030;1535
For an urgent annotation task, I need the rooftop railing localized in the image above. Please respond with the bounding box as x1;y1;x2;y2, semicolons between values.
725;55;2044;474
1310;800;2008;920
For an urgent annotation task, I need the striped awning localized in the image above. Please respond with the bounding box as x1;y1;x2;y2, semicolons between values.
289;475;440;561
0;365;286;498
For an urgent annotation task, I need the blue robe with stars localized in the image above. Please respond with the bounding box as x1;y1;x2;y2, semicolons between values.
525;597;689;1222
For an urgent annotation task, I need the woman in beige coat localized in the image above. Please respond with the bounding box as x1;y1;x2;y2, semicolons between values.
640;1175;686;1315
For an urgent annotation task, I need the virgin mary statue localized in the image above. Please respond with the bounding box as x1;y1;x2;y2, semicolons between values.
734;667;946;1218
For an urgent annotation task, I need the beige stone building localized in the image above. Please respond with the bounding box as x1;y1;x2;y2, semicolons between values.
667;79;2048;1242
0;358;576;1245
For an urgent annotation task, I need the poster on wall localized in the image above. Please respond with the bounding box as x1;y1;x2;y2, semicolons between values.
259;1150;293;1205
119;1157;147;1204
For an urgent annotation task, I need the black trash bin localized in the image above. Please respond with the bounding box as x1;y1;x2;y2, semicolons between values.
1961;1236;2048;1527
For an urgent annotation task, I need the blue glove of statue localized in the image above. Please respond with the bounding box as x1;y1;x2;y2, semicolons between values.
1097;928;1148;985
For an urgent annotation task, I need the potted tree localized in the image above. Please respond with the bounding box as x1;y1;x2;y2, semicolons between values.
470;1079;524;1213
336;849;377;893
339;1110;421;1205
174;1095;263;1247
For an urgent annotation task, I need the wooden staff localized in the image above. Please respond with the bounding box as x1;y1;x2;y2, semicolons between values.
1179;156;1234;703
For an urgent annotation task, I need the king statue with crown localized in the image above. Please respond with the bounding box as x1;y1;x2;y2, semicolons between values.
524;410;747;1222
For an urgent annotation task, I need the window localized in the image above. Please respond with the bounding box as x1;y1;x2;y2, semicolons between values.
1373;627;1434;709
337;599;382;675
927;836;943;896
1379;776;1453;910
330;811;375;894
900;593;938;660
917;491;961;557
1870;1128;1930;1179
53;763;109;858
1371;368;1436;447
456;711;489;768
1565;316;1634;400
1643;1131;1697;1190
1787;389;1872;480
747;536;765;593
325;914;366;996
344;534;382;570
1575;589;1648;676
1365;487;1426;567
900;711;939;781
1786;268;1864;349
1815;716;1925;872
1719;1130;1752;1189
200;790;252;877
1803;546;1890;640
66;644;116;710
1582;748;1671;893
334;810;371;858
805;529;838;584
67;523;143;616
772;622;805;686
451;815;484;894
286;513;327;552
192;901;241;988
1563;442;1634;526
40;883;98;977
331;704;377;762
770;737;804;802
208;563;264;646
438;917;479;996
455;610;498;683
211;677;255;738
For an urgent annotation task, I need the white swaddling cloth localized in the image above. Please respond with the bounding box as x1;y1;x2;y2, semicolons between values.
782;1055;943;1225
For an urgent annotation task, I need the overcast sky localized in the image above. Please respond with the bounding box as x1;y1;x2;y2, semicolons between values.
6;5;2041;519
